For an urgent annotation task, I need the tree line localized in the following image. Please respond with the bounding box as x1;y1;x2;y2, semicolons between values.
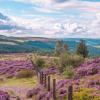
55;39;88;58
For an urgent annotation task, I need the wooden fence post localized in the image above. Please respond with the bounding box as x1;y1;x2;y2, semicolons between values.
53;79;56;100
41;71;43;85
40;71;43;85
44;74;47;88
47;76;51;91
68;85;73;100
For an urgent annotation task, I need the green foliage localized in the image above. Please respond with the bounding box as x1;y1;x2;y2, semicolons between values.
73;88;100;100
48;57;58;67
76;40;89;58
63;68;74;78
55;40;63;56
35;57;45;69
16;69;34;78
55;40;70;56
54;40;84;73
59;53;84;72
67;54;84;67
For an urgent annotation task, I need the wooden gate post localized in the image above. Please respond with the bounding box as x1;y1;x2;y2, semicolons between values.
47;76;51;91
53;79;56;100
44;74;47;88
68;85;73;100
41;71;43;85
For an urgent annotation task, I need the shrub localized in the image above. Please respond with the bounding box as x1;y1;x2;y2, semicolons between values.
74;92;93;100
59;53;84;72
68;54;84;68
35;57;45;70
16;69;34;78
52;57;59;66
63;68;74;78
73;88;100;100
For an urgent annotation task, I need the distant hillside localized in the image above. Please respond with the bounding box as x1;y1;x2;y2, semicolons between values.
0;35;100;56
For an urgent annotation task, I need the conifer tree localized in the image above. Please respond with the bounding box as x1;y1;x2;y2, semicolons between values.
76;39;88;58
55;40;63;56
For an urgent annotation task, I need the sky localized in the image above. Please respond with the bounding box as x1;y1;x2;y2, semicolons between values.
0;0;100;38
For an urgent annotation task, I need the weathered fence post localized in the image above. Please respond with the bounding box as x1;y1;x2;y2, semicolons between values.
47;76;51;91
68;85;73;100
44;74;47;88
41;71;44;85
53;79;56;100
40;71;43;85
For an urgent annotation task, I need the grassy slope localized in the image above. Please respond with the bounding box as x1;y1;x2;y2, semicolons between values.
0;77;38;99
0;54;38;99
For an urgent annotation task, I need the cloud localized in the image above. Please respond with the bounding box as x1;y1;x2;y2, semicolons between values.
86;13;100;38
0;11;100;38
0;1;100;38
0;13;75;37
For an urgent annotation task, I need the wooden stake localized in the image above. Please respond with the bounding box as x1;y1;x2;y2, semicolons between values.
53;79;56;100
41;71;43;85
47;76;51;91
68;85;73;100
44;74;47;88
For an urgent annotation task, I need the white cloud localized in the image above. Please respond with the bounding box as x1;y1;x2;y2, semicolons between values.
0;1;100;38
0;12;99;38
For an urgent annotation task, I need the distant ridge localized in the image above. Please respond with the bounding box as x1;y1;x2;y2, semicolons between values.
0;35;100;56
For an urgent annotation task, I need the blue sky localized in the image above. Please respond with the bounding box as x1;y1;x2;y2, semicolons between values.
0;0;100;38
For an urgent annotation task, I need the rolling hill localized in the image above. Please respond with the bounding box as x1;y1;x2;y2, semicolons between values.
0;12;100;56
0;35;100;56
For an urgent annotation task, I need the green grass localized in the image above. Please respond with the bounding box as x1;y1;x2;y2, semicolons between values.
0;76;39;99
0;76;38;87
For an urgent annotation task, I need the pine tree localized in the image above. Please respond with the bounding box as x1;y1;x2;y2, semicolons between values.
76;39;88;58
55;40;63;56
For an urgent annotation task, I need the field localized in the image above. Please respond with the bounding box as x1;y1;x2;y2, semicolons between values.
0;54;38;99
0;53;100;100
0;1;100;100
0;77;38;99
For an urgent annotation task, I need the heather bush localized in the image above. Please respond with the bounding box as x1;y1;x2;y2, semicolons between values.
0;60;34;77
0;90;10;100
75;58;100;78
16;69;34;78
